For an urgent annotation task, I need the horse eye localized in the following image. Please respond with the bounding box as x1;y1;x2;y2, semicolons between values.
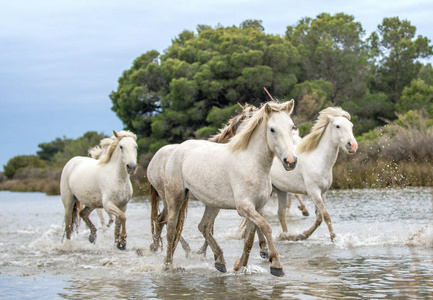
336;125;340;129
270;128;275;133
120;145;123;150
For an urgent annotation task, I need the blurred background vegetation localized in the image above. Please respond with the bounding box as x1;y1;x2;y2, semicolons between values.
1;14;432;195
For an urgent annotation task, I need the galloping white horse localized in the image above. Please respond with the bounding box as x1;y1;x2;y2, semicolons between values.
60;130;138;249
148;104;257;255
151;100;297;277
271;107;357;241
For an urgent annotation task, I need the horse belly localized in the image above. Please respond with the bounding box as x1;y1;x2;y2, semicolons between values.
189;186;235;210
66;160;103;208
182;162;235;209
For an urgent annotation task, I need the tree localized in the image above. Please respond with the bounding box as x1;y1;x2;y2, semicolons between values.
396;78;433;116
286;13;370;105
110;21;300;152
52;131;106;167
37;137;69;161
368;17;433;103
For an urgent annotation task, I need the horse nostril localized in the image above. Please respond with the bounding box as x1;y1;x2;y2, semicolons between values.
285;156;297;168
127;163;137;172
290;156;298;167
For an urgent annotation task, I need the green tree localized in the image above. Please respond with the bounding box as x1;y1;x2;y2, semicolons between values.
342;93;395;134
290;80;332;123
286;13;370;105
52;131;106;166
368;17;433;103
396;78;433;116
111;21;300;152
37;137;70;161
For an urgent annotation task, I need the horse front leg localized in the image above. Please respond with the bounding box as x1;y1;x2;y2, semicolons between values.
237;204;284;277
295;194;309;216
297;192;334;241
256;208;268;259
198;206;226;272
104;201;128;250
80;206;97;243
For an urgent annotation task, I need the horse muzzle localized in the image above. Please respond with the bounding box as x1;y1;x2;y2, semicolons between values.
126;163;137;175
346;140;358;154
283;156;297;171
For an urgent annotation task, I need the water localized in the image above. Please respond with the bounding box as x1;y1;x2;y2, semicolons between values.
0;188;432;299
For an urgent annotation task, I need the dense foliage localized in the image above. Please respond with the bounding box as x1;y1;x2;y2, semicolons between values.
110;14;432;152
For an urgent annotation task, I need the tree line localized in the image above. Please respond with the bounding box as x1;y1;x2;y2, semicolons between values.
110;14;433;153
1;13;433;192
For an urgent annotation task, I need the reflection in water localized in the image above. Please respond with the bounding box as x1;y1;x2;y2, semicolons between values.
0;188;432;299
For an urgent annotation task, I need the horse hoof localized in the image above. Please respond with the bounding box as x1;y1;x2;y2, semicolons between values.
233;258;241;272
117;242;126;250
215;263;227;273
260;251;269;259
302;212;309;217
149;243;159;253
89;235;96;244
270;267;285;277
295;234;307;241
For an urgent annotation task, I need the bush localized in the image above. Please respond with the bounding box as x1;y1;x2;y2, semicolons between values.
3;155;44;179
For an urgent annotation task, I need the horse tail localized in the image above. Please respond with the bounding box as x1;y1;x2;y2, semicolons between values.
173;190;189;254
149;182;162;249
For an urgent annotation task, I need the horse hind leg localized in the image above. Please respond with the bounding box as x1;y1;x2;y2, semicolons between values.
62;192;80;241
164;189;189;269
80;206;97;243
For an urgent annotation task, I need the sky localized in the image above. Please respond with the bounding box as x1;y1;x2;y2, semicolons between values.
1;0;433;171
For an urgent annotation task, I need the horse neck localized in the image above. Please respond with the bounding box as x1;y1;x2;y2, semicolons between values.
243;121;274;172
312;125;340;171
106;149;129;180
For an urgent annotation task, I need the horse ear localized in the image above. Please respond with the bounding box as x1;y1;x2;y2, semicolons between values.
285;99;295;114
113;130;119;138
264;103;272;115
328;115;336;122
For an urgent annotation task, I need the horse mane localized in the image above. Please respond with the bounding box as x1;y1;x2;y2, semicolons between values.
297;107;351;153
208;104;258;143
228;101;287;152
88;130;137;165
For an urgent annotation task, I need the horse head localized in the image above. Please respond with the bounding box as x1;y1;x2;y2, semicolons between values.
264;100;297;171
113;130;138;175
327;116;358;154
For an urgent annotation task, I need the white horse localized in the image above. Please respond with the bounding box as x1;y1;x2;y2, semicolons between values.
148;104;257;256
151;100;297;277
271;107;358;241
60;130;138;249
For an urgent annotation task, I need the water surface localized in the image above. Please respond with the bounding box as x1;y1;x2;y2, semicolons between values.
0;188;432;299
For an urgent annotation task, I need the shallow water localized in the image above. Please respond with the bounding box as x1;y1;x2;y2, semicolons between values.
0;188;432;299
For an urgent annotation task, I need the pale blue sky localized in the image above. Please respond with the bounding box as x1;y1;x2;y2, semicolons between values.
1;0;432;170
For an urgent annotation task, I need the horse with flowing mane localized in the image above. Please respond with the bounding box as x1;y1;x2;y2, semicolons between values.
271;107;358;241
148;103;257;255
149;100;297;276
60;130;138;249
